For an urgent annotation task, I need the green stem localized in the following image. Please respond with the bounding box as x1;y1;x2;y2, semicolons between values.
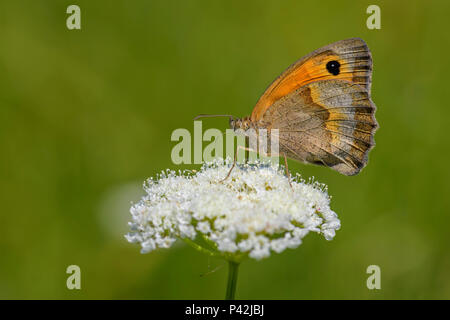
225;261;240;300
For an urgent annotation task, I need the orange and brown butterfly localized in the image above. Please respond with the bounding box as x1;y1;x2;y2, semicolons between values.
200;38;378;176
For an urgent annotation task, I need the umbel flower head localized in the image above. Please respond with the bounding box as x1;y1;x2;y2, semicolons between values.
125;159;340;261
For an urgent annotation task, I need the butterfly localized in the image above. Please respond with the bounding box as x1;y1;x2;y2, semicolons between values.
197;38;378;176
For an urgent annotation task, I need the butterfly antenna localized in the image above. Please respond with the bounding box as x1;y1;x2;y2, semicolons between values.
193;114;234;121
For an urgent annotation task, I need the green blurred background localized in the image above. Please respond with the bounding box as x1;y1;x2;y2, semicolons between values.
0;0;449;299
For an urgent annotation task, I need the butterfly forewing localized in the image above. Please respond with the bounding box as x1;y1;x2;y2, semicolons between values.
251;38;372;121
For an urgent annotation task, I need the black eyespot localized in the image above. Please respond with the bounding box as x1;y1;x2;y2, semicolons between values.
326;60;340;75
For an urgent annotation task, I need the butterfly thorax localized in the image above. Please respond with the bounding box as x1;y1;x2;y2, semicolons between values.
230;116;275;156
230;116;272;142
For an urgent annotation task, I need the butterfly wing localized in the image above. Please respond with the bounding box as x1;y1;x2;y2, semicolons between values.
251;38;372;121
262;79;378;175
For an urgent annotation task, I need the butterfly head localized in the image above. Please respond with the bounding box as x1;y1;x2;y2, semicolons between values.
230;116;252;132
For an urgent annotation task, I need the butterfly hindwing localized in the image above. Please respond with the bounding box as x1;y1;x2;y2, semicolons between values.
261;79;378;175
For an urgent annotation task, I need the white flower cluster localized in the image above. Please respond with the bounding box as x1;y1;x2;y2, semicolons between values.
125;159;340;260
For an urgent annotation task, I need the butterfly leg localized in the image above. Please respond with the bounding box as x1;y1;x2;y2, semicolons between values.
221;145;257;182
200;262;224;277
283;153;293;189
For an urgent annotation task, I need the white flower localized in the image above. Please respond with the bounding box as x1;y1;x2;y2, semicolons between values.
125;159;340;260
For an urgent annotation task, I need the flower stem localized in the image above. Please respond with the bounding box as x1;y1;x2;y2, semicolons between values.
225;261;240;300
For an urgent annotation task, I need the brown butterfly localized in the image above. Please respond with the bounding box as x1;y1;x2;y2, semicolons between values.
197;38;378;176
